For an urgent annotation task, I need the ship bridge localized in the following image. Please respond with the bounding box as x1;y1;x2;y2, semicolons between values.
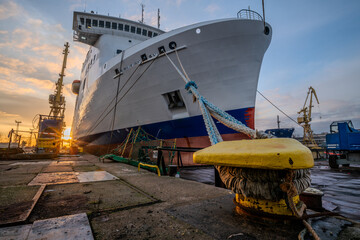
73;11;165;46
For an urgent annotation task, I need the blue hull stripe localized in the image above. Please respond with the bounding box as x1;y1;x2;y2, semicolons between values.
79;107;254;145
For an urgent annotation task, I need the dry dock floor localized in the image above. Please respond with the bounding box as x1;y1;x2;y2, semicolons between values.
0;154;359;239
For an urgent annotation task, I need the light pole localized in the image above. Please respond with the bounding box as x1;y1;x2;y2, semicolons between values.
15;120;21;142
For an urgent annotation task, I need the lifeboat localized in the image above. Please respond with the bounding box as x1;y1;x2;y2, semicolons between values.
72;80;81;95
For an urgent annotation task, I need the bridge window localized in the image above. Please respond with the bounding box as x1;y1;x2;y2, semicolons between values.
112;22;117;29
92;19;98;27
148;31;152;37
124;24;129;32
105;21;110;28
153;33;158;37
99;20;104;27
86;19;91;28
130;26;136;33
80;18;84;25
136;27;141;35
118;23;123;30
142;29;147;36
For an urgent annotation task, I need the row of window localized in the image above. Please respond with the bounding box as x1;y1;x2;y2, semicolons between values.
79;17;159;38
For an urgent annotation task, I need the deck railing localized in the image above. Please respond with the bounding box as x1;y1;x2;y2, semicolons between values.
237;9;263;21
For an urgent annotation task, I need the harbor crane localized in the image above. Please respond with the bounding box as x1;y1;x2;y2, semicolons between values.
297;86;320;148
36;42;69;153
49;42;69;118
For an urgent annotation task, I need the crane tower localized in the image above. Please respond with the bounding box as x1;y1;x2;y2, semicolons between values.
297;86;320;148
36;42;69;153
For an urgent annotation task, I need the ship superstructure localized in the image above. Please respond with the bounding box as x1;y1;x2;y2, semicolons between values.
71;10;272;153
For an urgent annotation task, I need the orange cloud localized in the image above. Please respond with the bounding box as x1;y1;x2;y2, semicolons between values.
0;66;15;76
0;1;20;20
0;110;20;118
0;79;35;95
12;28;40;49
22;78;54;90
0;54;37;76
31;44;63;57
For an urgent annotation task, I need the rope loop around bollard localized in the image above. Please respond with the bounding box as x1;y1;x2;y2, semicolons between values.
281;170;320;240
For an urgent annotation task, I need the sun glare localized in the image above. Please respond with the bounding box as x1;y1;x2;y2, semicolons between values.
62;127;72;140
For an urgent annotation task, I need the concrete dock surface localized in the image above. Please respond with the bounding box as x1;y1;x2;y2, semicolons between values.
0;154;359;239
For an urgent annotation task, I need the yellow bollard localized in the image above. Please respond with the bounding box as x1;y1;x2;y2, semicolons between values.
194;138;314;218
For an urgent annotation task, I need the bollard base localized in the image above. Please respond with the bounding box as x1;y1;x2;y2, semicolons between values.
234;194;302;217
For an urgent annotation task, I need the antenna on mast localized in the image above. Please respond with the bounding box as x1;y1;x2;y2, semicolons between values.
262;0;266;28
141;4;145;23
157;8;160;29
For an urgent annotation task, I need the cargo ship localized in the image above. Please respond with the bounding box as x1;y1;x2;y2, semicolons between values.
71;9;272;153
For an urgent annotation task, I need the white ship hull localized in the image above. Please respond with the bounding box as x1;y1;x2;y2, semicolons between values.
72;16;272;149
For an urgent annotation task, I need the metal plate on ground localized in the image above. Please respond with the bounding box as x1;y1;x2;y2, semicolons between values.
42;165;73;173
76;171;118;182
29;181;158;222
49;161;79;166
27;213;93;240
10;161;52;166
28;172;78;186
0;224;32;240
28;171;118;185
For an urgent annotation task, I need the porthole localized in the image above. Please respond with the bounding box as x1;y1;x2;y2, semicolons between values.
264;26;270;35
169;41;177;50
196;28;201;34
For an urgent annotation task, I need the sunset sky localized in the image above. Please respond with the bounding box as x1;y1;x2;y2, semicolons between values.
0;0;359;142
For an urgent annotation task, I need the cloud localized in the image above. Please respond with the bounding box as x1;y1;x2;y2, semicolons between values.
22;78;54;90
204;4;220;14
0;66;15;76
0;28;39;49
69;0;84;12
0;54;37;75
0;1;20;20
0;79;36;95
175;0;184;7
0;30;8;34
27;18;43;27
31;44;63;57
0;111;20;118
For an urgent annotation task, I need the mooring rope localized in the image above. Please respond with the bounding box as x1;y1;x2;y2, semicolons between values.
165;51;273;143
281;170;320;240
165;48;318;240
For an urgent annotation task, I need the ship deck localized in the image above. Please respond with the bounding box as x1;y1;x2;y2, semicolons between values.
0;154;359;239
